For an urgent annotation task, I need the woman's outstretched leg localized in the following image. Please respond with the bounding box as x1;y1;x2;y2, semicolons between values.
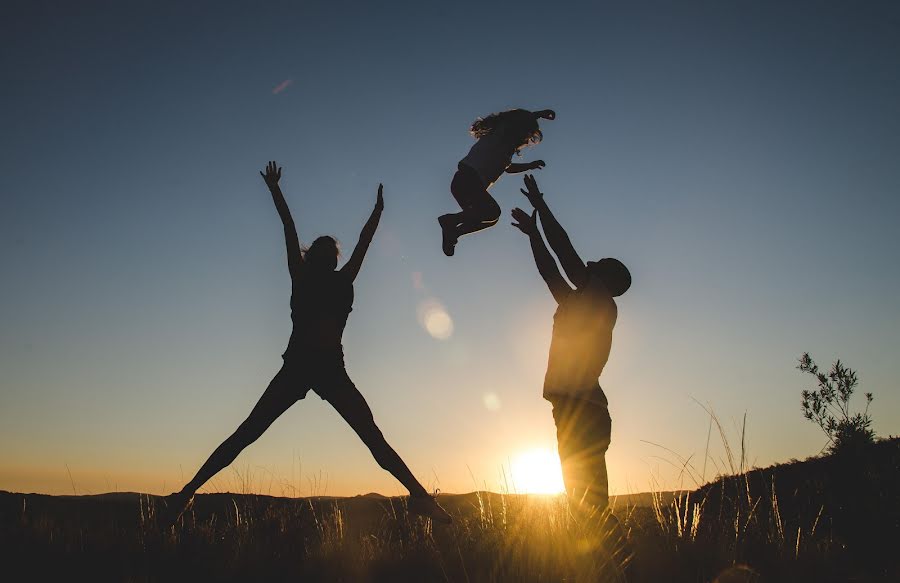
161;366;301;524
319;371;426;496
183;367;300;494
318;370;452;523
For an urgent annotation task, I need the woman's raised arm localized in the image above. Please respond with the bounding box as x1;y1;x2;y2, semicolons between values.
340;183;384;282
260;161;303;280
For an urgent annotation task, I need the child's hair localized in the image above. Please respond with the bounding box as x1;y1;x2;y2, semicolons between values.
470;109;542;152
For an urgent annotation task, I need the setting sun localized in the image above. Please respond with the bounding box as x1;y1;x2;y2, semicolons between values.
510;448;566;495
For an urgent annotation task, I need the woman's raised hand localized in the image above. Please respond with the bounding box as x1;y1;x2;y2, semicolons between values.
375;183;384;211
260;161;282;189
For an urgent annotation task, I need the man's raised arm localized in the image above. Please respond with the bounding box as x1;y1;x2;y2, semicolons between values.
520;174;588;288
260;161;302;281
511;207;572;304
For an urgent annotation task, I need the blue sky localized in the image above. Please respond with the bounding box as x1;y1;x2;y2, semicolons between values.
1;0;898;496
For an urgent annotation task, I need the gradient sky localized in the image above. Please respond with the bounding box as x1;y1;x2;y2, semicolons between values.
2;0;898;497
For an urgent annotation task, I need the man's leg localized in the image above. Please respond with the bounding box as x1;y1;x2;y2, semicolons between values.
552;398;630;572
551;397;612;511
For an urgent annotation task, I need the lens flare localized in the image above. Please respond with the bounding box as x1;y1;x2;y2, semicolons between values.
482;392;501;411
417;299;454;340
510;448;565;495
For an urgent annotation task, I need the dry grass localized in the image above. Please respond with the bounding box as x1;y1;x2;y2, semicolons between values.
2;434;897;581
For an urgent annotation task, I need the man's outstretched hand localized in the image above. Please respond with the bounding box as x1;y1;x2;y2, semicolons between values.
260;161;282;189
511;207;538;236
375;183;384;211
520;174;544;207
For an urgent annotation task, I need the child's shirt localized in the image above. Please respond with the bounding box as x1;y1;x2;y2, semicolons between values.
460;132;515;187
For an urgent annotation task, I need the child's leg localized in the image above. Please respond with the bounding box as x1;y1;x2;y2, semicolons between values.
439;200;500;233
455;198;501;237
439;167;501;255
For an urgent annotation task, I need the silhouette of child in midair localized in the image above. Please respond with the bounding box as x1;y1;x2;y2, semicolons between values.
438;108;555;256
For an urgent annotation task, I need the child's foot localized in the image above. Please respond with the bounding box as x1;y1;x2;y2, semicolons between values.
438;215;458;257
408;494;452;524
157;491;194;528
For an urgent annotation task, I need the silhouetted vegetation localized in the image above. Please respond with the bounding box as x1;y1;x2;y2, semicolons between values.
798;353;876;454
3;440;898;582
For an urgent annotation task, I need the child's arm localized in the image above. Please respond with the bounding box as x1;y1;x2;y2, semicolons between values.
260;161;303;281
340;184;384;282
505;109;554;174
506;160;545;174
511;207;572;304
520;174;589;288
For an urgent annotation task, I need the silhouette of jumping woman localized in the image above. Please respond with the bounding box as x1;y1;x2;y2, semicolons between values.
161;162;451;525
438;108;555;256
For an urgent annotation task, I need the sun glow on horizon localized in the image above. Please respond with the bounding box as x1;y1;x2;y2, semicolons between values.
510;448;565;495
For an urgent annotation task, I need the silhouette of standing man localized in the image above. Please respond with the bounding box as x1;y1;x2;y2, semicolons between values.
511;175;631;511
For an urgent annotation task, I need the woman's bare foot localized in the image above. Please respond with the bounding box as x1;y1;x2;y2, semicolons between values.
157;490;194;528
408;493;452;524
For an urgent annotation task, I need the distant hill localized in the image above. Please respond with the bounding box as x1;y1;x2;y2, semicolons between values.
0;488;681;522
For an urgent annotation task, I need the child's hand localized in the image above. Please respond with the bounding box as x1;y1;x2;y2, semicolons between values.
260;161;282;189
375;183;384;211
511;207;538;235
520;174;543;206
530;160;546;170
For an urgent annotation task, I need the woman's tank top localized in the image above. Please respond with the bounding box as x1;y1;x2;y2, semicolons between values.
285;269;354;354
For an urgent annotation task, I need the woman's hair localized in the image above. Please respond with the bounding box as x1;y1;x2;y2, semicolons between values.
470;109;542;152
302;235;341;269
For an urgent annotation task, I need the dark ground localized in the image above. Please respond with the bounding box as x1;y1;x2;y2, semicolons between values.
1;439;897;582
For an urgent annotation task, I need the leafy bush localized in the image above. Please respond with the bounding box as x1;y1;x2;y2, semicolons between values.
798;353;875;454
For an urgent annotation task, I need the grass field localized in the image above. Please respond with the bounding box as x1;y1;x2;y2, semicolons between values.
2;438;897;582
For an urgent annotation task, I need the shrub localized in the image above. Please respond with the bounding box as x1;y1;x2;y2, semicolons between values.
798;353;875;454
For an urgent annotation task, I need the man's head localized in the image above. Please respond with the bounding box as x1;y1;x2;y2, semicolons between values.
586;258;631;297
